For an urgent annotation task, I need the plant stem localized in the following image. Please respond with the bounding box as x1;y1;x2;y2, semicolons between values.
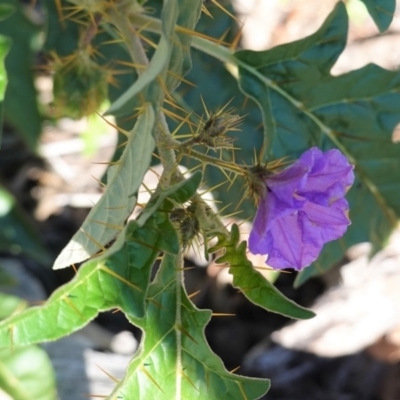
109;9;178;186
110;12;231;238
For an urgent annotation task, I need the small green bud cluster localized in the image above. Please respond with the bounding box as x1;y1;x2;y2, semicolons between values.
53;51;108;119
193;109;241;149
170;204;200;248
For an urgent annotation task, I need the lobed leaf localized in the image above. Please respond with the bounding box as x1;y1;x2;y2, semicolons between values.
235;2;400;281
0;170;202;346
107;252;270;400
360;0;395;32
0;212;167;346
53;103;155;269
0;293;57;400
208;225;315;320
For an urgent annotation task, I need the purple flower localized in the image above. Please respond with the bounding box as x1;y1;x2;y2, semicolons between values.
248;147;354;271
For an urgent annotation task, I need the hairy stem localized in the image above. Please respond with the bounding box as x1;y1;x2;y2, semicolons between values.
110;11;230;238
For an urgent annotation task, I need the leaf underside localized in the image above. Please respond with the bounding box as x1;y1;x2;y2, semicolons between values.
53;104;156;270
0;176;270;399
360;0;395;32
108;252;270;400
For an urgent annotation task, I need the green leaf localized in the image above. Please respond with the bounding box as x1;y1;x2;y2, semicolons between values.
0;5;15;21
0;185;51;265
0;34;11;142
106;0;202;116
360;0;395;32
0;293;57;400
53;103;156;269
107;252;270;399
0;173;201;345
0;35;11;100
0;0;41;150
0;346;57;400
235;2;400;280
0;292;26;321
104;32;171;116
0;212;167;345
209;225;315;320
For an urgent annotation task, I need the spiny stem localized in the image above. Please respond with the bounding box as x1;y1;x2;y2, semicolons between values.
108;9;178;186
110;10;231;238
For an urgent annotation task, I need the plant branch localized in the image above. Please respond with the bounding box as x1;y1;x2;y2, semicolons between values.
110;11;231;239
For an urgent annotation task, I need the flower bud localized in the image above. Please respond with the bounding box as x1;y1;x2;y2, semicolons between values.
170;205;200;248
194;108;241;149
53;51;108;119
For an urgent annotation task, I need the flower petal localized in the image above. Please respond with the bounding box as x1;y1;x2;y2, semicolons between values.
263;212;322;270
300;147;354;199
249;147;354;271
302;199;350;243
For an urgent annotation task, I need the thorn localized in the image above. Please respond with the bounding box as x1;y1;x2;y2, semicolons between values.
90;175;107;188
181;369;199;391
211;313;236;317
230;366;241;374
96;112;131;137
188;290;201;299
177;266;196;271
230;24;244;51
209;0;238;21
176;324;198;344
96;365;120;383
140;365;164;392
175;26;231;47
63;296;85;319
201;4;213;18
100;265;143;293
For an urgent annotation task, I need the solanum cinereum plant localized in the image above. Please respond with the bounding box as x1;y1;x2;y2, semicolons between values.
248;147;354;271
1;1;400;399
